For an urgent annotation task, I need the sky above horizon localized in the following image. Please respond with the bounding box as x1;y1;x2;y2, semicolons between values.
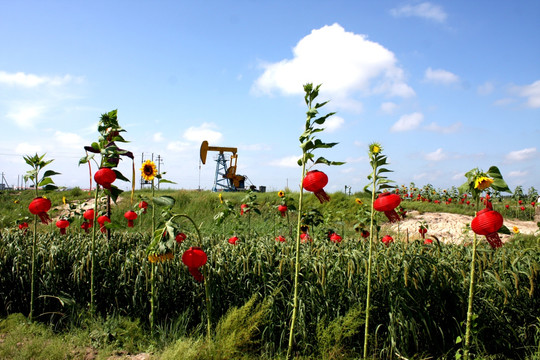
1;1;539;195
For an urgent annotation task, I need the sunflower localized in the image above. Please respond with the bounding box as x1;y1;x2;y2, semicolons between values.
512;226;520;234
140;160;158;181
278;190;285;198
355;198;363;205
369;142;382;155
474;176;494;190
218;193;223;204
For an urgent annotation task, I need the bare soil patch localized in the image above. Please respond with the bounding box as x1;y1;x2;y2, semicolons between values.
387;210;538;244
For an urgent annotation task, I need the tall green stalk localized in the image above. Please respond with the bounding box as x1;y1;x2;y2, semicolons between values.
150;180;156;334
363;169;377;359
89;186;100;315
286;156;306;360
463;232;478;360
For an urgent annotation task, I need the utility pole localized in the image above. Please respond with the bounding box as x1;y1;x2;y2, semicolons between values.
156;154;163;190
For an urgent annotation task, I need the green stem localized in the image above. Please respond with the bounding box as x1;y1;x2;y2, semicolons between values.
150;180;156;334
90;185;100;315
363;170;377;359
286;159;307;360
464;202;479;360
29;214;37;322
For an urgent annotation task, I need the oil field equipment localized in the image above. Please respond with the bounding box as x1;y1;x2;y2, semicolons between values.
200;140;252;192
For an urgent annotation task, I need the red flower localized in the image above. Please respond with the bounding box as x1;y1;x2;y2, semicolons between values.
381;235;394;246
518;200;523;205
81;221;91;233
361;230;370;239
97;215;111;233
303;170;330;203
531;202;536;207
505;204;509;209
373;192;401;223
228;236;239;245
424;238;433;245
29;197;52;224
330;233;342;243
18;222;28;235
138;201;148;214
83;209;95;226
300;233;312;243
240;204;249;215
418;227;427;239
277;204;287;217
94;167;116;189
520;206;525;211
176;233;187;243
124;210;138;227
56;219;70;235
471;208;504;249
275;235;286;242
182;247;207;282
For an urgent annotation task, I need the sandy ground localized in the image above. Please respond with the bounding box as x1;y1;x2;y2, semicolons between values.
386;210;539;244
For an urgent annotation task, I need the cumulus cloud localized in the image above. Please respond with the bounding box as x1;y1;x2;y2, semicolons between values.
424;148;446;161
477;82;494;95
6;104;48;128
270;155;300;168
183;122;223;144
424;67;459;84
508;170;528;177
390;2;447;23
153;132;164;142
0;71;78;87
252;23;414;106
322;115;345;132
167;141;191;152
506;147;537;161
53;131;86;150
424;121;462;133
15;142;43;154
380;102;397;114
391;112;423;132
515;80;540;108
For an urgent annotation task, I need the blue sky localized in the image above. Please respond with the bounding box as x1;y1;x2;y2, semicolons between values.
1;1;539;194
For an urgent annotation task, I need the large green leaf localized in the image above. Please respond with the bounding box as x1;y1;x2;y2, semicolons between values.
153;196;176;207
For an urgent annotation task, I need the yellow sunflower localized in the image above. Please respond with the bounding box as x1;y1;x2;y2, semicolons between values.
219;193;223;204
512;226;520;234
140;160;158;181
474;176;494;190
369;142;382;155
355;198;363;205
278;190;285;198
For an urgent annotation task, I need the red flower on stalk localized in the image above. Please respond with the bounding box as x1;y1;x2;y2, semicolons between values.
520;206;525;211
176;233;187;243
330;233;342;243
424;238;433;245
300;233;312;243
277;204;287;217
94;167;116;190
138;201;148;214
18;222;29;235
228;236;239;245
361;230;370;239
381;235;394;246
518;200;523;205
240;204;249;215
303;170;330;203
124;210;138;227
532;202;536;207
418;227;427;239
505;204;509;209
471;208;504;249
83;209;95;226
81;222;91;233
56;219;70;235
373;192;401;223
97;215;111;233
275;235;286;242
182;247;207;282
28;197;52;224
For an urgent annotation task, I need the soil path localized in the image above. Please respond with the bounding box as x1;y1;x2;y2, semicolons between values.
387;210;538;244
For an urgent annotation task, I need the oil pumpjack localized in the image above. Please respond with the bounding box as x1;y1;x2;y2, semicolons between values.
200;140;250;192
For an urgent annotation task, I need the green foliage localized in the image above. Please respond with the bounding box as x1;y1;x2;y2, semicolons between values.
459;166;511;202
316;305;365;359
23;153;59;192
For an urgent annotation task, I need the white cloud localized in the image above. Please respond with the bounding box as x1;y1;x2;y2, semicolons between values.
494;98;515;106
167;141;191;152
270;155;300;168
252;23;414;106
477;82;494;95
424;121;462;133
6;104;47;128
508;170;528;177
322;115;344;132
380;102;397;114
0;71;76;87
153;132;164;142
391;112;423;132
515;80;540;108
183;123;223;144
424;148;446;161
452;172;465;180
390;2;447;23
506;147;537;161
53;131;86;150
15;142;43;155
424;67;459;84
